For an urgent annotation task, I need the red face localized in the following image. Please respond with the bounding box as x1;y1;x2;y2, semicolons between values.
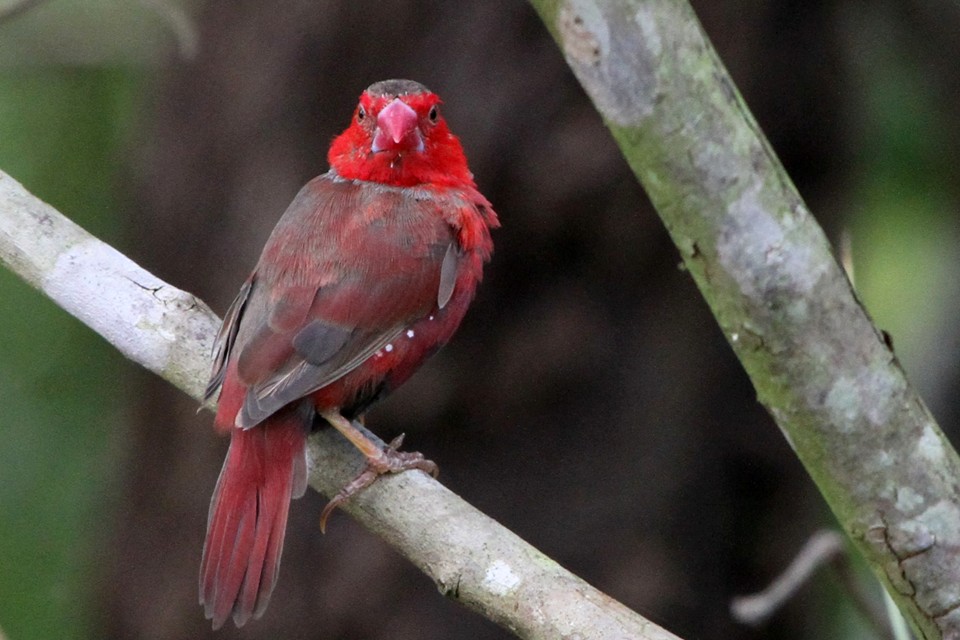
328;81;473;188
357;91;441;155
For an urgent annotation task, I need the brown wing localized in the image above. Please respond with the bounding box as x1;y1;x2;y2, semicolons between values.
208;173;465;428
204;278;252;403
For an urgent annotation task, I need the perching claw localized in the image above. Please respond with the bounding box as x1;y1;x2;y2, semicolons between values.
319;432;439;533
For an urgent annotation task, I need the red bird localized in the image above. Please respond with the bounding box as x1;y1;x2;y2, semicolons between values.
199;79;498;629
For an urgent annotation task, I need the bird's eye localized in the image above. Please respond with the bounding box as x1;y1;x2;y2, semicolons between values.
428;105;439;123
357;106;366;122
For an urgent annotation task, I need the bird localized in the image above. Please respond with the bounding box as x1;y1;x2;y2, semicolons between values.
198;79;499;629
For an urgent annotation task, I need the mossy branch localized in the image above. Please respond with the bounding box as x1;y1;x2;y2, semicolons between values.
527;1;960;637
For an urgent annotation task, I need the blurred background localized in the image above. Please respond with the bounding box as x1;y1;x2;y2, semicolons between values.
2;1;959;638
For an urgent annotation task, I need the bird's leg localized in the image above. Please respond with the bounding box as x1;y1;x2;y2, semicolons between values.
318;409;438;532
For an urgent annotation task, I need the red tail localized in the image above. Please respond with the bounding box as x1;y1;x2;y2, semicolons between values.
199;410;308;629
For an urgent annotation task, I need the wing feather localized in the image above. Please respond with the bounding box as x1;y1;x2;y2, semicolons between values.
238;326;405;428
216;174;472;427
205;278;253;403
438;242;459;309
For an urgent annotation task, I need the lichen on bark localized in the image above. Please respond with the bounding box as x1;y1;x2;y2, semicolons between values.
528;0;960;637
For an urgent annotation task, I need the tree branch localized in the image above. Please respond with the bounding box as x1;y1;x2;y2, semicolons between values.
732;529;895;640
526;1;960;638
0;167;681;638
731;530;848;627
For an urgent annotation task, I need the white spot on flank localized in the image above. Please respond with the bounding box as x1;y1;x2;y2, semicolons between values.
482;560;521;596
406;329;415;338
385;343;394;352
428;315;435;321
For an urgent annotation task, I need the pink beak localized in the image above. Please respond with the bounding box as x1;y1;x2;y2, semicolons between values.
372;98;423;153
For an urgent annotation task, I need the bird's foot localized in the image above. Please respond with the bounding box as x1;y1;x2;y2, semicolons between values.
320;434;438;532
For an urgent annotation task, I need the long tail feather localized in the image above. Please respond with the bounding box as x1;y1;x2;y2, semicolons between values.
199;408;308;629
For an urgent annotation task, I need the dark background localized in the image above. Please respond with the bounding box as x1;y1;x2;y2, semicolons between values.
2;1;960;639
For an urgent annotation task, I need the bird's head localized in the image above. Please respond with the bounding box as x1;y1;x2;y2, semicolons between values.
328;79;474;188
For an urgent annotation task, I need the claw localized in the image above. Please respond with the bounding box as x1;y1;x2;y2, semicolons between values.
319;468;379;533
319;436;438;532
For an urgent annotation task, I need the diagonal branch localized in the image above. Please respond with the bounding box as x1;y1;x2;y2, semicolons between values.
0;168;681;639
526;1;960;638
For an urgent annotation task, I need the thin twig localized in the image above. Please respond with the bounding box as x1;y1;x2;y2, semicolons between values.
732;530;895;640
731;530;846;625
